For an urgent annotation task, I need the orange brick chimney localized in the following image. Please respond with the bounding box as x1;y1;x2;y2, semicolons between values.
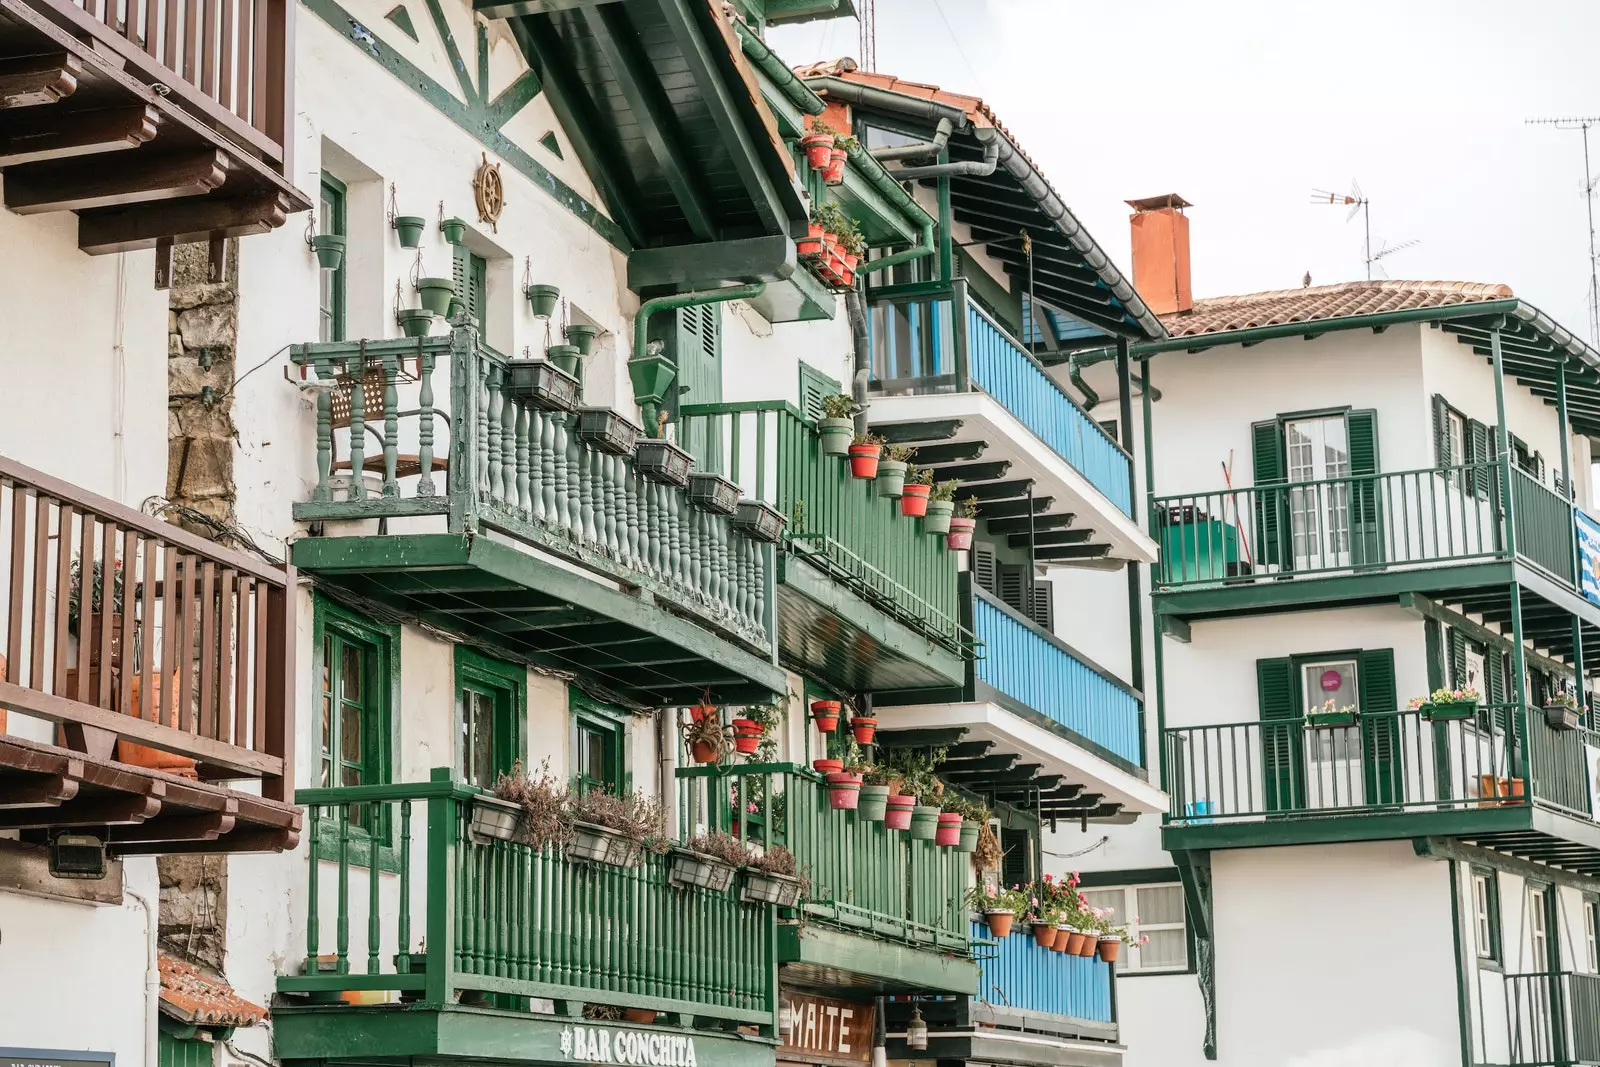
1126;194;1193;316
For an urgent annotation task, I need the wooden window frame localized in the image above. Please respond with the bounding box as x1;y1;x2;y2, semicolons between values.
1079;883;1189;975
318;172;347;343
1471;865;1503;968
570;688;628;796
453;646;525;789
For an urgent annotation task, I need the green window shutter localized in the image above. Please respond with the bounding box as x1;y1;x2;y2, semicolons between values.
1432;395;1450;467
999;826;1031;886
1252;420;1287;568
318;173;347;343
798;362;842;422
1467;419;1492;498
1425;618;1444;691
1257;656;1301;811
450;246;486;329
1030;579;1054;632
1358;648;1401;802
676;304;723;470
996;562;1027;615
1346;409;1383;565
1449;628;1468;690
972;542;997;597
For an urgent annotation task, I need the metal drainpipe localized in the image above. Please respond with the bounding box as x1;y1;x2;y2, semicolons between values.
846;288;872;435
885;135;999;181
1066;353;1102;410
633;283;767;434
860;221;935;277
871;117;953;162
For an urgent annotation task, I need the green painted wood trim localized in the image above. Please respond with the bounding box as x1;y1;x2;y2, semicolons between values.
1400;593;1575;680
1414;837;1600;895
776;923;979;995
1173;849;1215;1060
1447;859;1476;1067
1152;561;1518;620
300;0;629;251
453;644;527;777
1163;804;1537;852
1075;867;1181;887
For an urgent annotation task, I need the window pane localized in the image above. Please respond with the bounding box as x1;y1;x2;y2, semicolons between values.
1138;885;1184;925
1141;927;1187;969
341;643;363;702
321;695;332;757
462;689;495;787
1082;889;1120;921
322;636;332;693
584;727;606;786
341;703;364;762
342;762;363;787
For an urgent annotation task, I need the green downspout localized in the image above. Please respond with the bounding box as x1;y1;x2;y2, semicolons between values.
630;283;766;434
1067;355;1102;410
860;220;934;275
1143;356;1167;793
1558;359;1586;715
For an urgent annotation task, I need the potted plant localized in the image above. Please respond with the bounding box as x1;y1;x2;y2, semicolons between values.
849;711;877;745
924;480;958;534
577;407;642;456
1410;687;1482;722
441;216;468;244
800;117;835;170
818;394;855;457
525;283;560;318
849;433;884;479
810;698;842;733
740;845;806;908
566;322;600;355
491;759;570;849
798;209;826;259
956;799;986;854
836;220;864;288
467;793;523;843
1545;691;1583;730
689;701;718;723
826;763;863;810
909;783;942;841
624;1009;658;1024
684;715;728;765
1305;698;1358;729
884;791;915;831
733;498;788;543
1030;909;1059;950
417;276;456;316
877;443;913;498
901;466;934;516
859;765;892;822
396;308;435;338
969;883;1023;938
393;215;426;247
1096;916;1134;964
635;439;694;486
731;716;764;755
311;233;345;269
947;496;978;550
505;358;580;412
669;831;746;892
736;699;783;762
567;789;666;868
824;135;855;185
935;797;964;847
812;756;843;774
687;472;741;515
546;343;581;377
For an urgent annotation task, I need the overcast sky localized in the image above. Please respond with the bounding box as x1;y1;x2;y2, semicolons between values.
772;0;1600;343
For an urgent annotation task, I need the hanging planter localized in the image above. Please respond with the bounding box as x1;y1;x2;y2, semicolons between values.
876;459;907;497
947;516;976;551
506;358;581;413
687;472;740;515
957;818;980;854
809;699;841;732
525;283;560;318
1077;930;1098;957
850;716;877;745
849;441;881;479
396;308;435;338
884;793;915;831
688;702;717;723
797;223;826;259
467;795;523;843
982;909;1015;939
732;499;788;543
824;146;847;185
811;758;843;774
819;417;853;456
1422;700;1478;722
1097;935;1122;963
560;322;597;355
667;847;738;892
576;407;641;457
740;869;804;908
826;771;862;810
1546;701;1582;731
800;131;834;170
908;804;940;841
901;482;932;517
546;343;581;377
934;812;963;846
1061;926;1083;954
393;215;426;248
310;234;346;270
635;439;694;487
416;277;456;316
731;718;763;755
858;783;889;822
441;216;468;244
1031;922;1059;950
924;493;956;534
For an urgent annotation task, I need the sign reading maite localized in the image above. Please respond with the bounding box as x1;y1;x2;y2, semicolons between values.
779;993;875;1064
559;1025;698;1067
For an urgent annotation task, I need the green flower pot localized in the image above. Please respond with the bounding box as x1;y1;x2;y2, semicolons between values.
857;784;889;822
526;284;560;318
923;499;955;534
818;417;853;457
957;819;980;854
877;459;908;498
441;216;468;244
547;343;580;377
909;804;940;841
396;308;434;338
310;233;345;270
416;277;455;316
393;215;426;248
566;323;599;355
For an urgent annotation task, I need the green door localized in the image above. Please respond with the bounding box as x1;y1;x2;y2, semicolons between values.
1346;410;1384;567
676;304;722;470
1258;657;1304;812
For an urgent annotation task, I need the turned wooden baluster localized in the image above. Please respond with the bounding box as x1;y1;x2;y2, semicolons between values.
313;360;334;502
381;353;400;497
538;410;558;527
416;350;437;497
346;361;367;501
485;365;506;507
515;399;531;518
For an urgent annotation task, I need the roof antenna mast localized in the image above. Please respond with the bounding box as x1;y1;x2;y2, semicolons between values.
1310;182;1418;281
857;0;876;72
1527;116;1600;347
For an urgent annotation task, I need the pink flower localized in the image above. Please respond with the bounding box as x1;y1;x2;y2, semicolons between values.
1078;893;1088;906
1139;936;1150;945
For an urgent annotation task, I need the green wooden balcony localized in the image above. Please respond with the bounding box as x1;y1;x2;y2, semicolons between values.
1162;705;1600;869
288;334;785;706
677;763;977;995
678;402;970;693
1502;970;1600;1066
276;772;776;1027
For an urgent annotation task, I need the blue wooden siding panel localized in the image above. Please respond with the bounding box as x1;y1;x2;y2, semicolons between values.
971;922;1114;1022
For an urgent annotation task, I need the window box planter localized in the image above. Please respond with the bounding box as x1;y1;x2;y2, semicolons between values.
825;771;862;810
909;804;940;841
396;308;435;338
311;234;346;270
957;818;980;854
393;215;426;247
506;359;581;412
818;417;853;456
857;784;889;822
546;343;581;377
565;323;599;355
947;516;976;551
635;439;694;487
884;793;915;831
731;718;763;755
1305;709;1359;728
687;472;740;515
416;277;456;316
740;869;804;908
441;216;468;244
800;132;834;170
982;909;1014;938
923;499;955;534
848;443;881;479
667;847;737;892
809;699;841;732
824;146;847;185
1422;699;1479;722
467;794;522;843
732;499;787;543
1545;703;1582;731
850;716;876;744
934;812;962;846
525;283;560;318
570;821;644;867
901;483;931;516
576;407;641;457
876;459;907;497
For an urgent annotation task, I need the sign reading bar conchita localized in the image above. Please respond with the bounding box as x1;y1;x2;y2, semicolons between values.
560;1025;700;1067
779;993;875;1065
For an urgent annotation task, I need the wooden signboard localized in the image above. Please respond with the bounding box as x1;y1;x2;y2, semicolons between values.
779;992;875;1065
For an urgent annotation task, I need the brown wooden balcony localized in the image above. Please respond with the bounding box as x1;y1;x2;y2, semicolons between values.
0;454;298;855
0;0;306;258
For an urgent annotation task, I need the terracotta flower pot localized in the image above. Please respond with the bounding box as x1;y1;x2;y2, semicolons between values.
947;515;976;551
901;483;931;517
810;699;841;733
797;223;825;259
690;739;720;765
624;1008;658;1024
1031;923;1058;950
812;758;844;774
984;909;1015;938
824;147;847;185
849;443;881;479
934;812;963;846
115;670;198;777
1077;932;1099;957
1054;926;1074;953
1097;936;1121;963
884;794;915;831
1064;929;1087;954
800;132;834;169
826;771;863;810
689;703;717;723
850;716;877;744
731;718;762;755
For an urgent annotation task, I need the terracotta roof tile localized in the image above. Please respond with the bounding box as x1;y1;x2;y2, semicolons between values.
158;954;267;1028
1161;280;1515;338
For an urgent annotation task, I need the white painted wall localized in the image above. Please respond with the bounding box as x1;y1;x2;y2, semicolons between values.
1113;973;1210;1067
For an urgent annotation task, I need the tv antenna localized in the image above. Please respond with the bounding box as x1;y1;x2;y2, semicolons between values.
1527;117;1600;347
857;0;877;71
1311;182;1417;280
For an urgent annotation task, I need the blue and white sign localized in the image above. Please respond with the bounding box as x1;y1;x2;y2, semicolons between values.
1578;510;1600;606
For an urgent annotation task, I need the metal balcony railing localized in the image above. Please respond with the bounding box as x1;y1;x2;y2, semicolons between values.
1503;970;1600;1066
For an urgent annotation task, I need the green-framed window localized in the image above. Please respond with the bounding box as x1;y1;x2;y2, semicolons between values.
318;173;347;343
313;596;397;863
1081;883;1188;974
1471;866;1502;966
1431;394;1493;496
1255;647;1398;811
1584;895;1600;972
571;689;627;796
454;646;524;788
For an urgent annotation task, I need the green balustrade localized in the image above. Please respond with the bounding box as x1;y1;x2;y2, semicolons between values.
279;773;776;1027
1504;971;1600;1066
677;763;970;954
678;401;963;651
289;333;768;648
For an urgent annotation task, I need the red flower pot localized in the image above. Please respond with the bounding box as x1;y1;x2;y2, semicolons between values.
934;812;963;846
797;223;825;259
901;483;931;517
1064;929;1087;955
984;910;1015;938
690;740;719;764
849;443;881;479
1097;937;1121;963
850;716;877;744
826;771;863;810
824;146;847;185
689;703;716;722
624;1008;658;1024
800;132;834;170
946;515;976;550
732;718;762;755
1077;933;1098;957
810;699;841;733
812;758;844;774
884;794;915;831
1031;923;1059;950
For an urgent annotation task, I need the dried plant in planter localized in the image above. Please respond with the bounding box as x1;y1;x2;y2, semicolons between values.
687;831;750;867
568;788;669;852
972;823;1002;872
492;758;571;850
746;844;809;894
683;714;730;762
583;1004;626;1021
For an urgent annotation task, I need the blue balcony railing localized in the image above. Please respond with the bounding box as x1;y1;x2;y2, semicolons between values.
971;922;1114;1023
973;589;1143;766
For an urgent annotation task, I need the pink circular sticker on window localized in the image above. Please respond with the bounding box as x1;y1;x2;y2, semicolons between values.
1321;669;1344;692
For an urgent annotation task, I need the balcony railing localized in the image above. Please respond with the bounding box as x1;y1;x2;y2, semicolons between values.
677;763;971;953
1164;705;1594;827
279;773;775;1025
971;921;1114;1024
1154;461;1583;594
291;335;768;649
0;454;292;795
867;283;1134;515
1503;971;1600;1066
678;401;964;652
971;583;1142;767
